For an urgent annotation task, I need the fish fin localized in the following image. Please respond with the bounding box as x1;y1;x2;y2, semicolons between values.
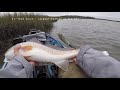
28;38;42;44
55;60;69;71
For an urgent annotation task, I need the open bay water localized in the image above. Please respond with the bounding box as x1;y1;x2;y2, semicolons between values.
51;19;120;60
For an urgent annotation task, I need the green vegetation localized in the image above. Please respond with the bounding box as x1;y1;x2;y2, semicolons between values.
60;15;96;19
94;18;120;22
60;15;120;22
0;13;57;41
0;13;57;62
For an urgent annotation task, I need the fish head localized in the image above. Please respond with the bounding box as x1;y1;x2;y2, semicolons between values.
19;45;34;57
19;45;44;62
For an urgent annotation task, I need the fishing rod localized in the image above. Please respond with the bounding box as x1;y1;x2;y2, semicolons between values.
57;33;76;49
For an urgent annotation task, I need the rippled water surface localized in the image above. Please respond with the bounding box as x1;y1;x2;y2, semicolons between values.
51;19;120;60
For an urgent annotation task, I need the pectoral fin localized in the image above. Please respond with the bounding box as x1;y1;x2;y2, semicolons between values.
55;60;69;71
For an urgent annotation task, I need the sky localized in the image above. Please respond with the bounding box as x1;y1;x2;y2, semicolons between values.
0;12;120;21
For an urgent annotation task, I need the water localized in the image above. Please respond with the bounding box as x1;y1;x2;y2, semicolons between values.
51;19;120;60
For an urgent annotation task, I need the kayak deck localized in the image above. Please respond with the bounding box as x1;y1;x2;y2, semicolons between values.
1;30;66;78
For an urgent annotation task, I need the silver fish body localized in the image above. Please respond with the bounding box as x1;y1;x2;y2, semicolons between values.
5;42;80;71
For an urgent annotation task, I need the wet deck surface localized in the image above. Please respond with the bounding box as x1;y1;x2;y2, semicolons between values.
58;62;88;78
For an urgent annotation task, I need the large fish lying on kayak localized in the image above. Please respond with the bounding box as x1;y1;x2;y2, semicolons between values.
5;41;80;71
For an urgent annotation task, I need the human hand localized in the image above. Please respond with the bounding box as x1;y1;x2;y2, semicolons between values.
69;57;77;64
72;58;77;64
14;44;38;67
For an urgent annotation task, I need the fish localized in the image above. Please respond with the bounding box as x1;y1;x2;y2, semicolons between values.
5;41;80;71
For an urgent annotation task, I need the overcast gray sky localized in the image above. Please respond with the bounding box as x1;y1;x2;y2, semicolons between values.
1;12;120;21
